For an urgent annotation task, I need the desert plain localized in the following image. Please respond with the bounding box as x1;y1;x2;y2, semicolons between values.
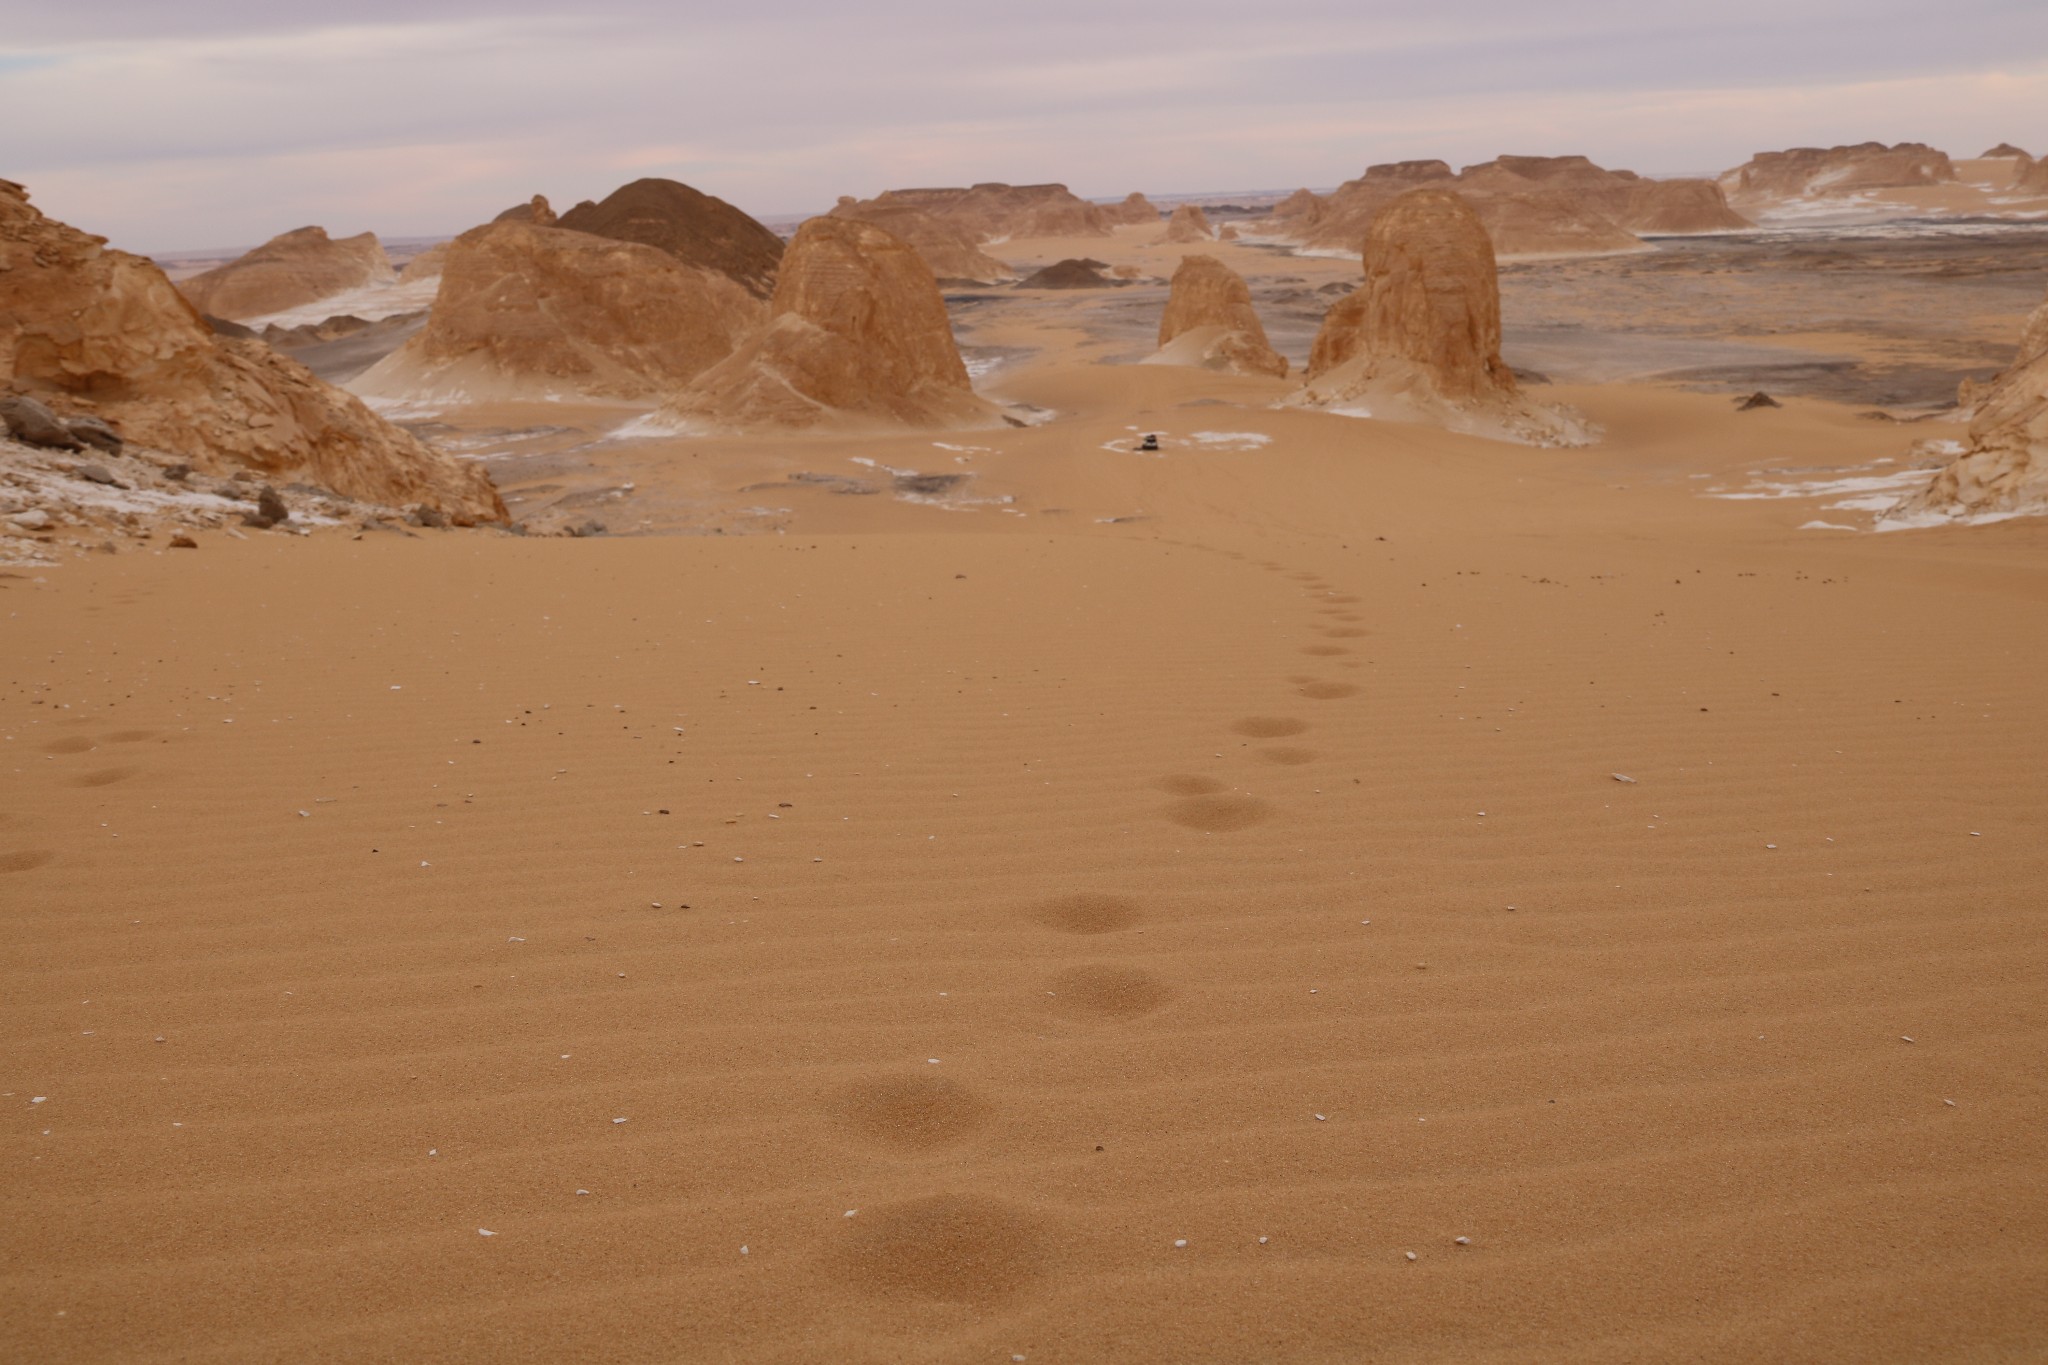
3;139;2047;1363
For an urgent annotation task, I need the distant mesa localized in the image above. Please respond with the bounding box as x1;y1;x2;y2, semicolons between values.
1157;203;1216;243
1260;154;1747;260
1147;254;1287;378
1;180;503;521
1982;143;2032;159
1108;192;1161;226
1888;286;2048;524
835;182;1114;244
1292;187;1590;445
660;216;997;432
829;197;1017;284
176;225;394;322
493;194;558;226
1719;142;1956;207
554;178;784;299
1017;258;1118;289
352;219;764;403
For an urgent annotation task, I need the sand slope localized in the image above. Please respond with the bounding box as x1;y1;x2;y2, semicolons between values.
4;362;2047;1360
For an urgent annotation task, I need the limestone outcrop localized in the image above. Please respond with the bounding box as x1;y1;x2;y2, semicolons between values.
2014;156;2048;196
662;217;995;431
831;184;1113;244
1719;143;1957;208
1016;259;1117;289
493;195;558;226
828;198;1016;283
351;220;764;403
1109;193;1161;226
177;226;394;321
396;243;449;282
1;181;503;520
1157;204;1215;243
1888;290;2048;524
1982;143;2031;159
1263;155;1745;259
1148;254;1286;378
555;179;784;298
1293;188;1587;445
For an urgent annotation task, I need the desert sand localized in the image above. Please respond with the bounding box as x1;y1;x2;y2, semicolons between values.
5;152;2048;1365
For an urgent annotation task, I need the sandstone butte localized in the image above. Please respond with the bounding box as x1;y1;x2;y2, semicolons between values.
1148;253;1287;378
1157;203;1216;243
0;180;504;520
1718;142;1957;205
1295;186;1585;445
350;220;765;404
662;216;996;432
832;183;1114;243
176;225;395;321
555;179;785;299
1889;288;2048;523
1107;192;1161;226
1266;155;1750;259
1981;143;2032;159
828;198;1017;284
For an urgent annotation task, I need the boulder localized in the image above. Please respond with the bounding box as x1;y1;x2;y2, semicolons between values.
1157;203;1215;243
0;395;84;449
1149;254;1287;378
1016;258;1116;289
351;220;764;402
1888;289;2048;523
65;414;123;453
661;216;995;431
177;226;394;321
1294;188;1587;444
0;180;504;521
555;179;784;298
493;195;558;226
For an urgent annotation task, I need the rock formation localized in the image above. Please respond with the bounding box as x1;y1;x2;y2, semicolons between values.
396;243;449;282
0;181;503;520
1982;143;2032;159
1293;188;1586;444
2013;156;2048;196
176;226;394;321
662;217;995;431
1264;155;1744;259
493;195;558;226
351;221;763;403
1108;193;1160;226
831;184;1113;244
1719;143;1957;207
1887;289;2048;524
1157;204;1215;243
828;198;1016;283
555;179;784;298
1016;259;1117;289
1148;254;1286;378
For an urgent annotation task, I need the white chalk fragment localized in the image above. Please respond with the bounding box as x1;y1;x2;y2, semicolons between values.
1454;1236;1471;1246
1173;1239;1188;1249
1405;1251;1417;1261
478;1228;495;1236
613;1117;628;1124
577;1190;590;1196
739;1245;749;1256
1901;1036;1915;1044
1314;1113;1327;1122
1258;1236;1269;1245
1612;774;1636;783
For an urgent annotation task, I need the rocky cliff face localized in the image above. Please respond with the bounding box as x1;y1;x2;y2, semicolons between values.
1;180;503;520
351;221;764;403
1719;142;1957;205
1151;254;1286;378
828;199;1017;283
663;217;994;431
1888;290;2048;524
834;183;1113;243
177;226;394;321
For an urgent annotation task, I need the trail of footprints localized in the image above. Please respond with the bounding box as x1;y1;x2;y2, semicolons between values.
826;549;1369;1310
0;727;162;874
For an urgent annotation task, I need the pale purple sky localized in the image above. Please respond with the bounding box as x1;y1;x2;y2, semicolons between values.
3;0;2045;253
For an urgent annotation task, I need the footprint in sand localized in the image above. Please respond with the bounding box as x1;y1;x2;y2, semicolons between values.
1320;627;1368;639
1258;746;1318;766
1296;681;1358;700
74;766;138;788
1155;775;1226;796
1301;645;1350;657
1030;893;1145;935
834;1074;994;1150
44;736;96;755
1325;594;1362;604
1231;717;1309;738
828;1193;1048;1305
0;850;54;873
1046;964;1173;1020
1164;793;1273;832
108;729;159;744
